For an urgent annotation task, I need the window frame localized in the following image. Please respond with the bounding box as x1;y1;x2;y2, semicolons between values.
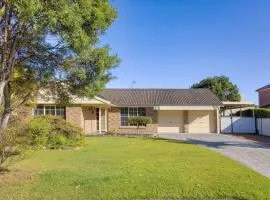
120;107;146;127
34;105;66;118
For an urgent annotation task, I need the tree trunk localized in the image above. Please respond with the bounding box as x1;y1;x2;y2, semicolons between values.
0;112;10;136
0;4;9;106
0;83;11;139
0;81;6;106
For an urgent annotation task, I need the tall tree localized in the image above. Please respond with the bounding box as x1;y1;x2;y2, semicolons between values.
0;0;120;136
191;76;241;101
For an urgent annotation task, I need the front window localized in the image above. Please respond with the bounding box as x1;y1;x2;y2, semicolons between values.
120;107;146;126
34;105;66;118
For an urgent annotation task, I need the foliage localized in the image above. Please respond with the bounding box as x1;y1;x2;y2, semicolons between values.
234;108;270;118
0;0;120;134
27;117;51;147
27;116;85;149
128;116;152;134
128;116;152;127
191;75;241;101
0;137;270;199
0;126;27;170
0;112;31;170
106;128;118;136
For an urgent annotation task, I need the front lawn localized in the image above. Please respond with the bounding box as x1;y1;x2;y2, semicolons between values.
0;137;270;200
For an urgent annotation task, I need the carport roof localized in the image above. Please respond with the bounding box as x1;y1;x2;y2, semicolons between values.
98;88;222;107
221;101;256;109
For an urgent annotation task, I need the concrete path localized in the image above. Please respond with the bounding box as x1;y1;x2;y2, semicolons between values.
159;133;270;178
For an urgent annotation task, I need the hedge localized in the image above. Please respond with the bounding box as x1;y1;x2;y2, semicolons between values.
234;108;270;118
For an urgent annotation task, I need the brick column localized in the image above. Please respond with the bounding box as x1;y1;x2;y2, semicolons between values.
216;109;220;134
183;110;189;133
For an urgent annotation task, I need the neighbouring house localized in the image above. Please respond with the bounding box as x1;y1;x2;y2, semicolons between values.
30;88;222;135
256;84;270;108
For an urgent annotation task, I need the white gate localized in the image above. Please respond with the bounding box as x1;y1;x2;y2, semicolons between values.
257;118;270;136
221;117;256;134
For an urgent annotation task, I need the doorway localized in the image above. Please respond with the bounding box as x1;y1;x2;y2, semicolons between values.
82;107;97;134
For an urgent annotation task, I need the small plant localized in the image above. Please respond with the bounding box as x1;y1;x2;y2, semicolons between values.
128;116;152;134
106;128;118;136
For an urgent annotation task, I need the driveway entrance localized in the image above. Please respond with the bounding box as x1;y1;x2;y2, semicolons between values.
160;133;270;178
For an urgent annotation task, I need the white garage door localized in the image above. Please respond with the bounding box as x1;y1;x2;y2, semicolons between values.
188;111;216;133
157;111;184;133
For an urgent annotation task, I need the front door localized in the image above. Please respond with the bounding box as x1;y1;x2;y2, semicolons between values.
82;108;97;134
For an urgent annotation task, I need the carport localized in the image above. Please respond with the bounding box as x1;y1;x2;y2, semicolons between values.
220;101;256;134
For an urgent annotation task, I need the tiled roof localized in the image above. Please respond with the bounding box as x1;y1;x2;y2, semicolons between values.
99;88;222;106
256;84;270;92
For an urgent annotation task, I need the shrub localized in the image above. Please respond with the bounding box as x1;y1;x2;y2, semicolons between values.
234;108;270;118
47;134;68;149
0;126;26;171
128;116;152;134
27;117;51;147
27;115;85;149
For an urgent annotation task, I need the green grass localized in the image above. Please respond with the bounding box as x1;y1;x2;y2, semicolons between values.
1;137;270;200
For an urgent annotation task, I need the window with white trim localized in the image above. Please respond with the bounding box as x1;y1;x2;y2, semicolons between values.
120;107;146;126
34;105;66;118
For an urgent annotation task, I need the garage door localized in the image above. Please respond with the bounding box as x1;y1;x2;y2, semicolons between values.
157;111;184;133
188;111;216;133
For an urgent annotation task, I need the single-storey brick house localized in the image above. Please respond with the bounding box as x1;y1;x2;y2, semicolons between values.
256;84;270;108
33;88;222;135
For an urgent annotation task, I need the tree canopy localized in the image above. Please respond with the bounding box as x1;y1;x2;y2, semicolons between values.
0;0;120;134
191;76;241;101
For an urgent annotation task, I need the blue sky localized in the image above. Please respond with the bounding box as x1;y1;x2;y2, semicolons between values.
101;0;270;103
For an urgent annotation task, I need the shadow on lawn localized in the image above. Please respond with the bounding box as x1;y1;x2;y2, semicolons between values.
0;167;9;175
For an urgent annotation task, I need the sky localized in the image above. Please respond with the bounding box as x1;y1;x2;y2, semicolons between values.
101;0;270;104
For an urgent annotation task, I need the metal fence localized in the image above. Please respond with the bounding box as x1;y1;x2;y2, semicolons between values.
257;118;270;136
221;116;270;136
220;116;256;134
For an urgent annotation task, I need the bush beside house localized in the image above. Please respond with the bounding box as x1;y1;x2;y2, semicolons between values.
27;116;85;149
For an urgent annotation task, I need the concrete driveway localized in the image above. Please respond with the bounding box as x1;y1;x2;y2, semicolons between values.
159;133;270;178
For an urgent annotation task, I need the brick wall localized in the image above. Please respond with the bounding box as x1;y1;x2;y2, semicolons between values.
66;106;83;129
183;111;188;133
11;105;34;126
259;89;270;108
107;107;158;134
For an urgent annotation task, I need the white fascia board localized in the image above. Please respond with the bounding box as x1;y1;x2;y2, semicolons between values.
222;101;255;106
36;95;114;106
154;106;219;111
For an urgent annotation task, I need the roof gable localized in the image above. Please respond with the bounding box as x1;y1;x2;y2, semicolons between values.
99;88;222;106
256;84;270;92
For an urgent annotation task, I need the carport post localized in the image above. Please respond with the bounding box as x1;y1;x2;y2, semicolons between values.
253;106;258;134
230;109;234;134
